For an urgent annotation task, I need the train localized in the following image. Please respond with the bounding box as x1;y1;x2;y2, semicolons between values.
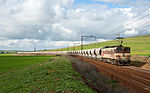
17;45;131;65
68;45;131;65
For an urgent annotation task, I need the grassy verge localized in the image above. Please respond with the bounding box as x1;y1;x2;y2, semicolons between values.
0;55;55;74
0;56;95;93
0;54;13;56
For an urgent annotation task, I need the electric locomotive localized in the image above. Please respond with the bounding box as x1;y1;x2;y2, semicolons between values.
101;45;130;65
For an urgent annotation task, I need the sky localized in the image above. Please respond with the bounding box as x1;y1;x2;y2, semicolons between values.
0;0;150;50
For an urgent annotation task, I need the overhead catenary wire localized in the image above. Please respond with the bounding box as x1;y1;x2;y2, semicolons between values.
127;6;150;21
124;13;150;27
70;7;150;49
93;7;150;46
105;7;150;37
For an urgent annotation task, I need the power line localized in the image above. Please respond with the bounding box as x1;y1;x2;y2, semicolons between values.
123;7;150;27
105;7;150;37
124;13;150;27
131;7;150;19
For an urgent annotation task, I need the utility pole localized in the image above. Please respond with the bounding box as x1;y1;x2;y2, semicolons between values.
81;35;96;58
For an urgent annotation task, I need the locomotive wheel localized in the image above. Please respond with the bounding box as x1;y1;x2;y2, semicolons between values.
106;59;108;63
112;60;115;65
103;59;105;62
101;58;103;62
114;60;118;65
123;62;125;66
105;59;107;62
103;59;106;62
110;59;113;64
117;62;121;66
103;58;106;63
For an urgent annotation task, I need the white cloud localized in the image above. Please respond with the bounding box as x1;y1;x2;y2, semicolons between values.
0;0;150;50
119;8;133;18
124;29;139;36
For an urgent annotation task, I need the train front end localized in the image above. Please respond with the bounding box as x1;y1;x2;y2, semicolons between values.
114;46;131;65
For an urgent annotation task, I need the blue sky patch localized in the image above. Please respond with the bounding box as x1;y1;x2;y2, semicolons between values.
74;0;129;8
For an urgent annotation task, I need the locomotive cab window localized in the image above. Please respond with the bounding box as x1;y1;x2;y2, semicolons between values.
124;48;130;53
116;47;123;52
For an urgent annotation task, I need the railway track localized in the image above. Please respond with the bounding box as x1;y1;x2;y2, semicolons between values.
76;56;150;93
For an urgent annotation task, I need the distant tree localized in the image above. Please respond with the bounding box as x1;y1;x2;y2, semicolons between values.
2;52;4;54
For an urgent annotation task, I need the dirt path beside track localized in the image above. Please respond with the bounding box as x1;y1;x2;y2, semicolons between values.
70;56;130;93
75;56;150;93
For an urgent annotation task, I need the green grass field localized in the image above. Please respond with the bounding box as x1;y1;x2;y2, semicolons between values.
0;55;54;74
49;34;150;56
0;56;95;93
0;54;13;56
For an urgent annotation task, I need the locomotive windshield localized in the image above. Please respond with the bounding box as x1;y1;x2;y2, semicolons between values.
124;47;130;53
116;47;130;53
116;47;123;52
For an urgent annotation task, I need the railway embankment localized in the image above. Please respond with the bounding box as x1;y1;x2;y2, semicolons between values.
75;56;150;93
70;56;129;93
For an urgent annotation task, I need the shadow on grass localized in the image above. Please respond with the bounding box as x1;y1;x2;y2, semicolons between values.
130;61;147;67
